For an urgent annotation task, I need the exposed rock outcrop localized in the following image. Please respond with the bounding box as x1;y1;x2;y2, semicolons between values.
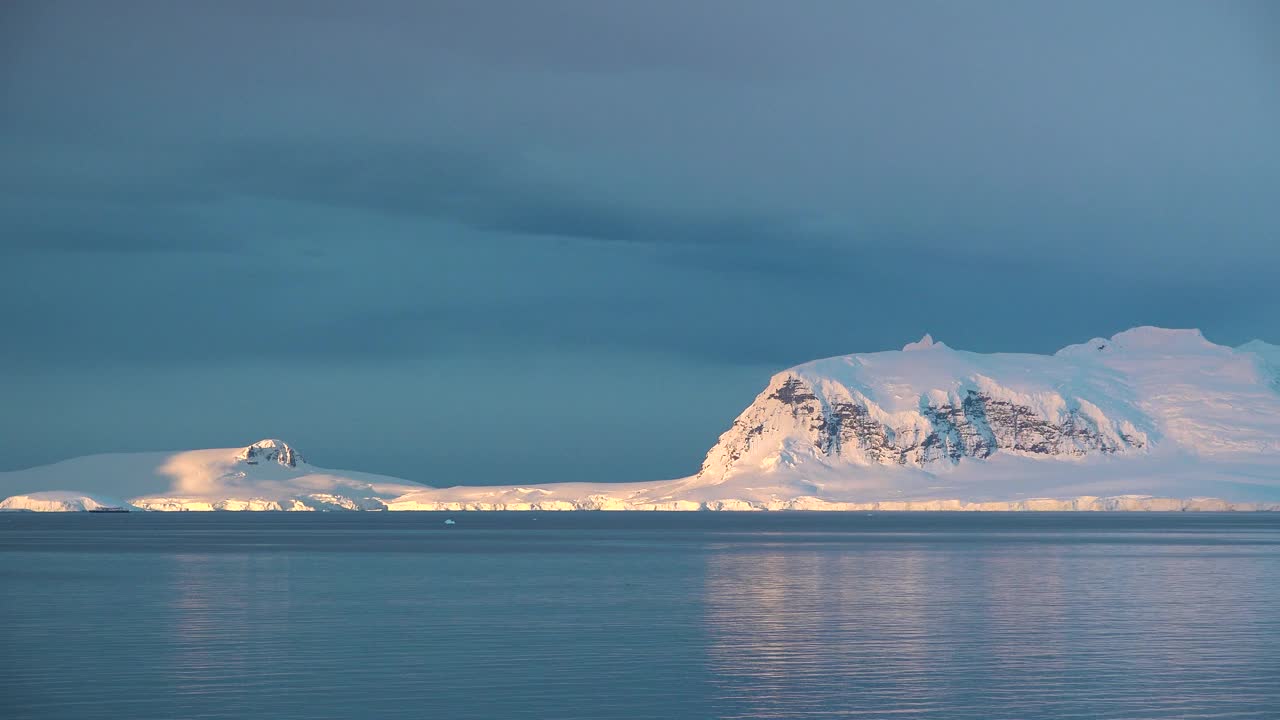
234;439;304;467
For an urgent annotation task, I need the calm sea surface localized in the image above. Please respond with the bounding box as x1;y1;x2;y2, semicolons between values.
1;512;1278;720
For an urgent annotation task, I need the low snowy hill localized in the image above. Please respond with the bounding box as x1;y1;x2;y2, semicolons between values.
0;439;423;511
4;328;1280;511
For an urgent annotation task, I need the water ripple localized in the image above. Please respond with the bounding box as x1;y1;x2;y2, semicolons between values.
1;513;1277;719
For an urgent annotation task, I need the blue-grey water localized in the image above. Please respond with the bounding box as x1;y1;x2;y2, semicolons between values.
1;513;1277;720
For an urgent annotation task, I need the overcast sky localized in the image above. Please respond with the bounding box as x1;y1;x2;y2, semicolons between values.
2;1;1277;483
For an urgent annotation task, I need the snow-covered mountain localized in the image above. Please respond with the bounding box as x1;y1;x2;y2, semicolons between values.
700;327;1280;477
4;328;1280;511
0;439;423;512
645;326;1280;509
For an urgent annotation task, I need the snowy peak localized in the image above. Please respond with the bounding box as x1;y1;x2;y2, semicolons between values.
1238;339;1280;354
1239;339;1280;389
1238;339;1280;365
903;334;945;352
234;439;304;468
1056;327;1218;357
1108;326;1214;352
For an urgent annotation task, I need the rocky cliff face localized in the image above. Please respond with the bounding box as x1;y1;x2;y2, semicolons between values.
696;332;1181;482
699;374;1145;481
234;439;304;468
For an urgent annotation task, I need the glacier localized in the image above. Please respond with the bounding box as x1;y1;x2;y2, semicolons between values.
3;328;1280;511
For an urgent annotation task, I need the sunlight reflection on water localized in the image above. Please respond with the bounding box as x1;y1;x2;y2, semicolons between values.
703;540;1278;718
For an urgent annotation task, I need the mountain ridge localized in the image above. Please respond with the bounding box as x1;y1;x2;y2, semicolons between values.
4;327;1280;511
697;326;1277;487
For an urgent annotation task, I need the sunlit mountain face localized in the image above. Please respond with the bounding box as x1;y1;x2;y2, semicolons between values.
4;328;1280;512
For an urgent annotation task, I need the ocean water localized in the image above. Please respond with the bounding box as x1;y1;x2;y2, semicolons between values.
1;513;1277;720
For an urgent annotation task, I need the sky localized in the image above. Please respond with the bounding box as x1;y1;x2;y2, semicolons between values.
2;1;1278;484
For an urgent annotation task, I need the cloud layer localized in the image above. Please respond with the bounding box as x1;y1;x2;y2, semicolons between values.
2;0;1277;482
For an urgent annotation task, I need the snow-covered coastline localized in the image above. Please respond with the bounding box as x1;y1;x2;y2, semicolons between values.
0;491;141;513
3;488;1275;513
4;328;1280;511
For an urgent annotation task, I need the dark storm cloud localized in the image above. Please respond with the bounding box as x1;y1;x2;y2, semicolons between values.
1;133;824;262
199;139;812;247
1;0;1277;480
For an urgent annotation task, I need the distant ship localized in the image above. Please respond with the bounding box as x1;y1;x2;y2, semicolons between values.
87;506;130;513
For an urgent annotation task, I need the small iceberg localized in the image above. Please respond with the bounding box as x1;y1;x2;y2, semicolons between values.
444;518;456;525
